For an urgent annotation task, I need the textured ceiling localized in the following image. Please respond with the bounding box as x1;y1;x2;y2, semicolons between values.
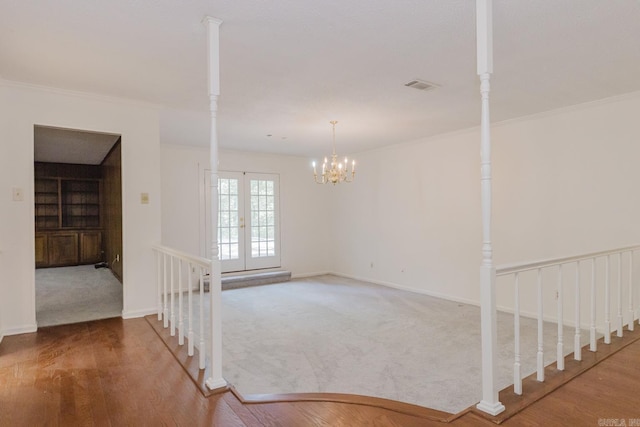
34;126;120;165
3;1;640;158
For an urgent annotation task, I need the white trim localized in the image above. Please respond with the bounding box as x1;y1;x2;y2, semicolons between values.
290;271;332;279
492;89;640;130
153;244;210;269
2;324;37;336
223;267;285;277
0;77;162;110
312;271;615;334
331;272;481;307
497;245;640;275
122;308;157;319
353;89;640;159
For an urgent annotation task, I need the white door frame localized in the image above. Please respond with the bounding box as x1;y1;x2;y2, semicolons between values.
199;168;281;273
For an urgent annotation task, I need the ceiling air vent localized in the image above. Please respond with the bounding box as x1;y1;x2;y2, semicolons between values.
404;79;439;91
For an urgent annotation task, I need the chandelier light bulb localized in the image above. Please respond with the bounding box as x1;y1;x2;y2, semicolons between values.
311;121;357;185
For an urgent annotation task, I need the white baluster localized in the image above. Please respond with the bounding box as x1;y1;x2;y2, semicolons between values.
163;253;168;328
590;258;597;352
617;252;623;337
629;251;635;331
605;255;611;344
178;259;184;345
170;256;176;337
537;268;544;382
514;273;522;394
156;250;162;321
199;267;206;370
574;261;581;361
188;261;194;357
557;265;564;370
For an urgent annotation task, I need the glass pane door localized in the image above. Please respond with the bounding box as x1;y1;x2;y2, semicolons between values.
203;170;280;272
245;173;280;270
217;172;244;272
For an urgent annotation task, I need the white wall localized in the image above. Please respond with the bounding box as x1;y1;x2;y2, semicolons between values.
160;146;332;277
492;92;640;324
0;81;162;335
159;91;640;326
331;92;640;318
160;145;205;255
330;128;483;304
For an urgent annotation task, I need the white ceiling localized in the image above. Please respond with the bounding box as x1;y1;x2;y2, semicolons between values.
3;1;640;158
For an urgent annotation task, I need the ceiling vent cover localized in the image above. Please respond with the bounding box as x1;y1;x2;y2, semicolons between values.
404;79;439;91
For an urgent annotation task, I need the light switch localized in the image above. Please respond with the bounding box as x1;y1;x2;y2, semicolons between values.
140;192;149;204
12;187;24;201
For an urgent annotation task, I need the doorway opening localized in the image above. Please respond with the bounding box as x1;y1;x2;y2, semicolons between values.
34;125;123;327
202;170;281;273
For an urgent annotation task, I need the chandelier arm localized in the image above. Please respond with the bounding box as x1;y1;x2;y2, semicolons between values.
311;120;355;184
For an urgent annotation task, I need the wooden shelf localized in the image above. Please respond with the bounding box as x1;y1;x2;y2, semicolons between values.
34;165;104;267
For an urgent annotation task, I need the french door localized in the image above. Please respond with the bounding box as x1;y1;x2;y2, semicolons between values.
203;171;280;273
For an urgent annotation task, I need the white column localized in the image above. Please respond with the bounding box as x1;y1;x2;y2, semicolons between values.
475;0;505;416
204;15;227;391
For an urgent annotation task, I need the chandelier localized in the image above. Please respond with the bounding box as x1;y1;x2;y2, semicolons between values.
312;121;356;184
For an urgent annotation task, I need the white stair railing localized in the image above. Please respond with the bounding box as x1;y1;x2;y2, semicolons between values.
497;245;640;395
153;245;212;370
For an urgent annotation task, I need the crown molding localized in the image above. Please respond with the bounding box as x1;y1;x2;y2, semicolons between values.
493;89;640;130
0;77;163;110
360;88;640;157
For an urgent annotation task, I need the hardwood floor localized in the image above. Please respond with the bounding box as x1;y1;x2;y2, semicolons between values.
1;317;639;426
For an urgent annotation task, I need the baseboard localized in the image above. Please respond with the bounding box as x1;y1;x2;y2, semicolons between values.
331;272;481;307
1;324;38;336
122;308;157;319
329;272;618;333
290;271;332;279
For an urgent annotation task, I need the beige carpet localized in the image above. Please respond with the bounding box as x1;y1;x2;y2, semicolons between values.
36;265;123;327
175;274;590;414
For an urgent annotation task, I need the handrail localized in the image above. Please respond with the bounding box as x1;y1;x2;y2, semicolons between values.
499;243;639;396
152;244;211;269
496;245;640;276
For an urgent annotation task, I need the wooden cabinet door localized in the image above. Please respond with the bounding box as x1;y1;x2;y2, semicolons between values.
35;233;49;267
80;231;103;264
48;232;79;266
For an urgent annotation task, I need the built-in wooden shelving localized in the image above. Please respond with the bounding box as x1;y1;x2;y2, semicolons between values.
34;162;104;268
